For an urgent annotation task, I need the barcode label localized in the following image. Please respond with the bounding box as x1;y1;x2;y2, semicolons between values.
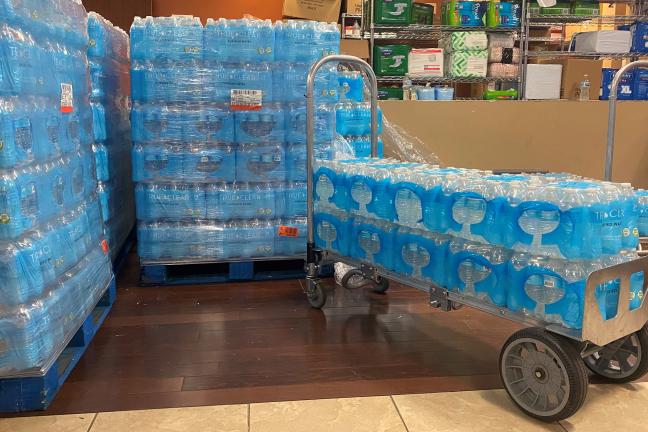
231;89;263;111
61;83;73;113
278;226;299;238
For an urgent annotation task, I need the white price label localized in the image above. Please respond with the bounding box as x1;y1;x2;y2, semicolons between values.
231;89;263;110
61;83;73;113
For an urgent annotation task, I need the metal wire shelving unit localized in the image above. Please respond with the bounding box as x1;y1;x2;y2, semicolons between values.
521;1;648;97
362;0;526;99
357;0;648;99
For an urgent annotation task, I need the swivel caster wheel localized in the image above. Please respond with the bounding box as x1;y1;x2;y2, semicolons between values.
341;270;390;294
500;327;589;422
306;279;327;309
371;276;390;294
583;325;648;383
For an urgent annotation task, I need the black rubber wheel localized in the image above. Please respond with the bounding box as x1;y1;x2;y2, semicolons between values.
371;276;390;293
500;327;589;423
341;269;370;290
306;279;326;309
584;324;648;383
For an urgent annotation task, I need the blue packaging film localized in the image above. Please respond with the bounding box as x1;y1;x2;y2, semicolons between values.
0;1;114;375
314;158;645;330
130;17;350;262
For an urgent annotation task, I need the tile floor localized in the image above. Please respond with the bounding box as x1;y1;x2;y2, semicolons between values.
2;383;647;432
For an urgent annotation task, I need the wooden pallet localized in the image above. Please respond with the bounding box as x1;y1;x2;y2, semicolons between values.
0;278;117;412
139;258;312;286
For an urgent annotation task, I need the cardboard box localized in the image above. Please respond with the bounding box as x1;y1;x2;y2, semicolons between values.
345;0;363;14
341;39;369;60
538;59;603;100
408;48;444;76
283;0;342;22
525;64;562;99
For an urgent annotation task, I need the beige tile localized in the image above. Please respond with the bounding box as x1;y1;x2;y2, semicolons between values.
560;383;648;432
0;413;94;432
90;405;248;432
393;390;563;432
250;396;406;432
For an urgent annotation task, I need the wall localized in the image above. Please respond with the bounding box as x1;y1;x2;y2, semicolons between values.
152;0;284;21
380;100;648;188
84;0;152;31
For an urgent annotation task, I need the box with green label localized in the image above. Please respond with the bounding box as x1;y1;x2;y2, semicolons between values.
374;44;410;76
540;3;571;15
572;1;600;16
411;2;434;25
446;50;488;77
378;86;404;99
373;0;413;24
439;31;488;52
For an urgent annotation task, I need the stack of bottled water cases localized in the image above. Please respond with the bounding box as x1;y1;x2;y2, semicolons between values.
130;17;341;262
336;71;384;158
88;12;135;262
314;158;644;330
0;0;114;375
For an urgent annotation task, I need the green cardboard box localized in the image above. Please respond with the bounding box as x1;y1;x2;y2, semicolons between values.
411;3;434;25
378;86;404;99
374;44;410;76
374;0;413;24
540;3;572;15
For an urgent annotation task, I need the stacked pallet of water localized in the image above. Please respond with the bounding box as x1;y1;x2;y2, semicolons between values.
131;17;341;262
0;0;114;375
88;12;135;262
314;159;643;329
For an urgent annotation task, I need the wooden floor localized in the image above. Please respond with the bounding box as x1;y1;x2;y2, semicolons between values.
42;251;526;415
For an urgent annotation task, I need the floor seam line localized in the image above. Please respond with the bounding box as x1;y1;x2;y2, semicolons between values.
86;413;99;432
390;395;411;432
248;403;251;432
557;421;569;432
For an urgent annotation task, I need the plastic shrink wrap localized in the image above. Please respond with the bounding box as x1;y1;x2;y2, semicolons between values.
0;0;114;375
131;17;342;261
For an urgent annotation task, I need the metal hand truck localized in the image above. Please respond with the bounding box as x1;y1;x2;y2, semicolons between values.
303;55;648;422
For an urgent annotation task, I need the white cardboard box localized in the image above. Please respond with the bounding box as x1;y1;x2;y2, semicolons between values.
525;64;563;99
573;30;632;53
408;48;444;77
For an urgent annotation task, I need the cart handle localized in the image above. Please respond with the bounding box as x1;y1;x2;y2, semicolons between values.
306;55;379;253
605;60;648;182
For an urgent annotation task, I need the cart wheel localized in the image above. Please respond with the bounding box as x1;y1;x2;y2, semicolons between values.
341;270;370;290
371;276;390;294
500;327;589;423
306;279;326;309
583;325;648;383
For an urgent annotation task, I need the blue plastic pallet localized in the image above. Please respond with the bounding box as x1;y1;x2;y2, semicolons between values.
139;258;316;286
0;277;117;413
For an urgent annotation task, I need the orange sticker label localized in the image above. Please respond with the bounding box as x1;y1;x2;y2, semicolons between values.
278;226;299;238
